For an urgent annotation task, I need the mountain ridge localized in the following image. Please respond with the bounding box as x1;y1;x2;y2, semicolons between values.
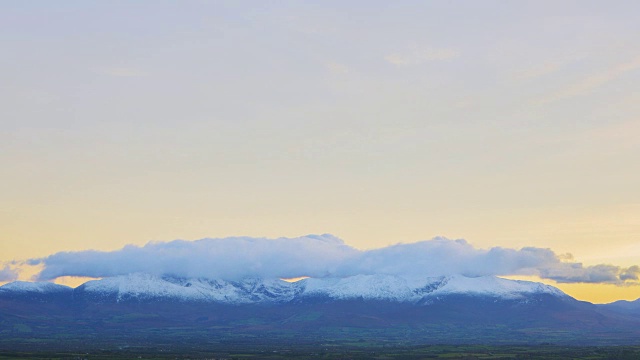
0;273;568;304
2;273;640;347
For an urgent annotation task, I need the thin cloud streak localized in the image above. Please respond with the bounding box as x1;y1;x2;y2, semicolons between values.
26;235;640;286
385;47;459;66
99;67;148;77
326;61;349;74
513;60;568;81
511;52;586;81
536;56;640;104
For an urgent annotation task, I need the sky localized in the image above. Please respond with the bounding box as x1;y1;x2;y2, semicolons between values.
1;1;639;303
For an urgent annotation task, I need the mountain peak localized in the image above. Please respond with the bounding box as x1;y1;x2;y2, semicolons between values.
1;274;569;304
0;280;72;293
436;275;567;299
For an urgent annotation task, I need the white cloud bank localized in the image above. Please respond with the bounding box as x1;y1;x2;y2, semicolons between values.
27;235;640;285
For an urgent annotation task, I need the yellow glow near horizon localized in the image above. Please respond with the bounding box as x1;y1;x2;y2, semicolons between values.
53;276;102;288
281;276;310;283
501;275;640;304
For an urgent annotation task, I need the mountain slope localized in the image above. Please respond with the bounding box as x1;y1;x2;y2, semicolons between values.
0;281;72;302
0;281;72;294
21;273;567;304
599;298;640;318
1;274;639;348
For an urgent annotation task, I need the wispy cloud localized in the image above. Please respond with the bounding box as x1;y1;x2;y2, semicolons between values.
579;118;640;150
26;235;640;286
385;47;459;66
511;52;586;81
0;264;18;282
326;61;349;74
513;61;566;81
541;264;640;284
99;67;148;77
536;56;640;104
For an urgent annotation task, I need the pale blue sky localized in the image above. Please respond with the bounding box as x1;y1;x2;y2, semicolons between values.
2;2;640;301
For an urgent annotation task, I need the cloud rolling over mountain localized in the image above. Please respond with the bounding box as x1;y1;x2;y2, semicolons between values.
27;235;639;285
0;265;18;282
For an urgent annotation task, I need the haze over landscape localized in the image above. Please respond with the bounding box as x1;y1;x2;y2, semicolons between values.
2;0;640;309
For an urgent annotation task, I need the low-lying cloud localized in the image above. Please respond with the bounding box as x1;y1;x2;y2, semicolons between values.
28;235;355;281
27;235;640;285
0;265;18;282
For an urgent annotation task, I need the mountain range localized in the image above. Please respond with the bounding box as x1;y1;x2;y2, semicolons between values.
0;273;567;303
1;274;640;349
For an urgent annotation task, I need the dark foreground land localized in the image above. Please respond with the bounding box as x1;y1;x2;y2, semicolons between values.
2;344;640;359
3;293;640;358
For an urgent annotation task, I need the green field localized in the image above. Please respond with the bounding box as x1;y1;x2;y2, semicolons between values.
2;344;640;359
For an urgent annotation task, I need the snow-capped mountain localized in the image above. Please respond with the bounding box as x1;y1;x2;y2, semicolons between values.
2;274;638;346
1;273;568;304
0;280;72;302
74;273;301;303
0;280;72;294
301;274;565;302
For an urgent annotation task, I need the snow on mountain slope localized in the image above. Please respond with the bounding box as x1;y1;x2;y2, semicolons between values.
0;281;72;293
79;273;228;302
297;274;566;302
77;273;301;303
429;275;566;299
2;274;569;304
301;274;441;301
